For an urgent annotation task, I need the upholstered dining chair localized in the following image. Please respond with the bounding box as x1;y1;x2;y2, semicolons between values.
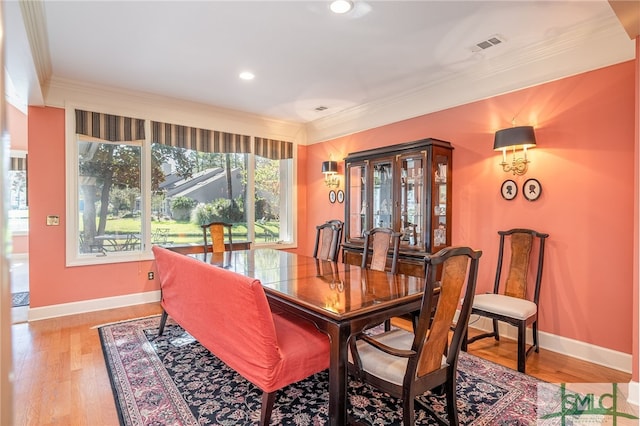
201;221;233;261
361;227;401;274
349;246;482;426
313;220;343;261
463;228;548;373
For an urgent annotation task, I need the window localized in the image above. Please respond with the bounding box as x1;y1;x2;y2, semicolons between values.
66;108;295;265
8;150;28;234
77;139;142;255
150;144;250;245
254;155;293;243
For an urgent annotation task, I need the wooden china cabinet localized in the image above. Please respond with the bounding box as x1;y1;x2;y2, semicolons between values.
341;138;453;277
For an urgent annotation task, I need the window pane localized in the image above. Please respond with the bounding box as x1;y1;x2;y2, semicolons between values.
8;170;28;233
151;143;248;246
78;140;142;254
254;156;292;244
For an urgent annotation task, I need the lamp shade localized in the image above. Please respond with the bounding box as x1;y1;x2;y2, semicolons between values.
322;160;338;174
493;126;537;150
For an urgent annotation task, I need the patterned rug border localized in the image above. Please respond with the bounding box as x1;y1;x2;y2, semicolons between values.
99;316;555;425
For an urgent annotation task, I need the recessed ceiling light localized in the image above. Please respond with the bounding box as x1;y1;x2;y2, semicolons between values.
239;71;255;81
330;0;353;14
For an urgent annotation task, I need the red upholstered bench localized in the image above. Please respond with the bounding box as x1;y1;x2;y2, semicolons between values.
152;246;330;425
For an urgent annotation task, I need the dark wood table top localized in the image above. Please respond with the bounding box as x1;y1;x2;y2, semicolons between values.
192;248;427;322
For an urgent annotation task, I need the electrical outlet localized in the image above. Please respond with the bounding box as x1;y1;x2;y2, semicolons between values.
148;272;154;280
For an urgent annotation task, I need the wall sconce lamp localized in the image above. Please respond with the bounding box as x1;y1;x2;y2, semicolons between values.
322;160;340;187
493;125;537;176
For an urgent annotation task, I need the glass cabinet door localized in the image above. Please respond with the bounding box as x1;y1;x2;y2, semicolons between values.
347;162;367;240
371;159;394;229
399;154;424;248
432;151;450;250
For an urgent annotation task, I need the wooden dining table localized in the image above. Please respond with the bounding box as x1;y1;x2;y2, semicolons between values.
192;248;427;426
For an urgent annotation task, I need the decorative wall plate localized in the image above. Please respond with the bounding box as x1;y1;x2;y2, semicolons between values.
501;179;517;200
329;190;337;203
523;178;542;201
337;189;345;203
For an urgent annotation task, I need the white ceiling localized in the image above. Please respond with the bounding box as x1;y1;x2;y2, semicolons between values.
4;1;636;141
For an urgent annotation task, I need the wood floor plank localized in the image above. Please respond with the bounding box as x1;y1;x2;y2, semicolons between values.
10;302;632;425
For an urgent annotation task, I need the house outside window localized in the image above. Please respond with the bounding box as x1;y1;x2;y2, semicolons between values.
66;108;295;266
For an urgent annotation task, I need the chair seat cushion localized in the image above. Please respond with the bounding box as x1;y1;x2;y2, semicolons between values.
473;293;537;320
349;329;446;386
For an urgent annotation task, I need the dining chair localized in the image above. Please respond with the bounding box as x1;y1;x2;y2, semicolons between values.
463;228;548;373
313;220;343;261
360;227;401;331
361;227;401;274
201;221;233;261
349;246;482;426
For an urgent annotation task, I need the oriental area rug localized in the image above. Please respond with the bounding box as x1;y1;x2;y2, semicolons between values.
99;316;556;425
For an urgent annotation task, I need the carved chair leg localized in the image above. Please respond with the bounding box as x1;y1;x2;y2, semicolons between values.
260;391;276;426
158;310;168;336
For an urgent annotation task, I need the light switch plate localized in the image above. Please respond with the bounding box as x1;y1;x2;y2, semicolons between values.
46;215;60;226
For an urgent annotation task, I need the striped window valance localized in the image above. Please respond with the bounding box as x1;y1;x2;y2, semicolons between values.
151;121;251;154
10;156;27;171
75;109;145;142
254;137;293;160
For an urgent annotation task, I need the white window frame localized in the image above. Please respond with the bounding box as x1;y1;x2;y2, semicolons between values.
65;106;297;267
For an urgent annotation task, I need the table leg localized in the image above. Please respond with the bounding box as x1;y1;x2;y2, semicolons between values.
327;323;350;426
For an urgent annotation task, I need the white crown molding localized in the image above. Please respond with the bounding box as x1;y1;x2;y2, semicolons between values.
305;13;635;144
45;77;307;145
19;0;51;87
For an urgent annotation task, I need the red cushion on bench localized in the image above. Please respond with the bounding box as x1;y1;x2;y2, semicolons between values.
152;246;329;393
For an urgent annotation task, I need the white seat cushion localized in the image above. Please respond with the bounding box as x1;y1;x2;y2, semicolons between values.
473;293;537;320
349;329;446;386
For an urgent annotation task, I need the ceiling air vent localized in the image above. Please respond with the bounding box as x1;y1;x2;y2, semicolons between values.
469;34;506;53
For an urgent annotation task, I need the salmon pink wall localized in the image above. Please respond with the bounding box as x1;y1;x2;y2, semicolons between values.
26;62;635;357
27;107;158;307
8;103;27;151
303;61;636;354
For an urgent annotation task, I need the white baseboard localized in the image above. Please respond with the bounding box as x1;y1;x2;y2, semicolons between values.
468;315;632;374
23;295;634;375
27;290;162;322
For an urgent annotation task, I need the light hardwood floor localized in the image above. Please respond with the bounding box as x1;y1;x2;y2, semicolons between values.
11;303;631;425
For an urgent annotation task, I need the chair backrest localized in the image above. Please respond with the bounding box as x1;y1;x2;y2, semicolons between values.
201;222;233;256
313;220;343;261
412;246;482;377
494;228;549;304
361;227;401;274
325;219;344;248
